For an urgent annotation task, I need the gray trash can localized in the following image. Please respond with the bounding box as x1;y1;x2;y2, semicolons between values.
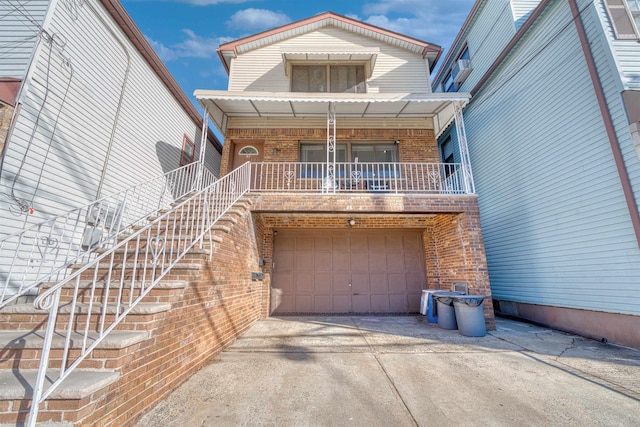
452;295;486;337
434;292;463;330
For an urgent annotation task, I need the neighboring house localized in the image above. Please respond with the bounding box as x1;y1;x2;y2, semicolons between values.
196;12;495;322
432;0;640;347
0;0;222;234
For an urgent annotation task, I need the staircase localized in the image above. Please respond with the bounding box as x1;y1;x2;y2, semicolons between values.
0;164;267;425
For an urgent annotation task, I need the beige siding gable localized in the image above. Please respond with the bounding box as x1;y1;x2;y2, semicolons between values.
228;27;431;93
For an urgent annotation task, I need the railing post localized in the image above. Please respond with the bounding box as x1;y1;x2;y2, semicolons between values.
453;101;475;194
326;103;337;194
27;289;61;427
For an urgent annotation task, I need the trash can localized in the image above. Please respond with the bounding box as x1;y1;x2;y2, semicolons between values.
419;290;439;323
434;292;463;330
452;295;486;337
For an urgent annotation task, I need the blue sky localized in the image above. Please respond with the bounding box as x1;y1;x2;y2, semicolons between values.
122;0;475;107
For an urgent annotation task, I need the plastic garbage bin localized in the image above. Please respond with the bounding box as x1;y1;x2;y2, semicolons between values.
452;295;486;337
419;290;439;323
434;292;463;330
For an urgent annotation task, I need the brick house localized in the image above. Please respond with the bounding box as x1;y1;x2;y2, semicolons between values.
196;12;495;323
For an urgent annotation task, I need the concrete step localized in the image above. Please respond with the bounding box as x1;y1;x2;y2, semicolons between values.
0;302;171;331
39;280;189;305
0;368;118;407
0;330;148;370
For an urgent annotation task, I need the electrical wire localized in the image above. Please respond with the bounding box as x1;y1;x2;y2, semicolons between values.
3;32;74;217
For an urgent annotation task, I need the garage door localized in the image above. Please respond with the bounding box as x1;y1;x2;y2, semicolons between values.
272;229;426;314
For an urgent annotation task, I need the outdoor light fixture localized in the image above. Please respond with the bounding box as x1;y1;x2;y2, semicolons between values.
394;140;400;144
273;148;280;155
348;219;356;227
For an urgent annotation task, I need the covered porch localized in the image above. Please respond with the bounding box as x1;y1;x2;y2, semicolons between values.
196;90;475;196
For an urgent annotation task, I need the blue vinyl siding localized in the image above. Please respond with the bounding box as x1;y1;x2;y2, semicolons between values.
462;0;640;316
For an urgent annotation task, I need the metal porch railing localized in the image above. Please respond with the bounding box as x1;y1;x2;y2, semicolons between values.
26;162;250;426
249;162;470;194
0;162;217;309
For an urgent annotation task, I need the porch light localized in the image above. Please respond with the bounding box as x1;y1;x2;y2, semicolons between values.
348;219;356;227
273;148;280;155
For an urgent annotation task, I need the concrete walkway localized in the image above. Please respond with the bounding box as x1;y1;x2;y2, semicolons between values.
135;316;640;426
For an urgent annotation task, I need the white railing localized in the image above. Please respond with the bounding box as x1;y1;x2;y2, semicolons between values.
249;162;469;194
26;162;251;426
0;162;217;309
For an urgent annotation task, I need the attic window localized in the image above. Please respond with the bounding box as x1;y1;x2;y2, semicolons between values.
292;65;366;93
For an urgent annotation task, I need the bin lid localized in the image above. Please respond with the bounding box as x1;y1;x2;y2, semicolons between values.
452;295;485;307
433;291;463;305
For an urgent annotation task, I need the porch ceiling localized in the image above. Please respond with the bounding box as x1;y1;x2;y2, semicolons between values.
195;90;470;136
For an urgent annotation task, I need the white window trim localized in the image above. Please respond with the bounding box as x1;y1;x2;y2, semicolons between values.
604;0;640;40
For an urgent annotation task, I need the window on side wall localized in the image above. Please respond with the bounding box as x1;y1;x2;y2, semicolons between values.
605;0;640;39
291;65;366;93
180;134;195;166
440;136;455;178
442;46;471;92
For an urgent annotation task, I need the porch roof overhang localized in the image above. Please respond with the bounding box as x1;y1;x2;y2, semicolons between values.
281;48;379;77
195;90;471;136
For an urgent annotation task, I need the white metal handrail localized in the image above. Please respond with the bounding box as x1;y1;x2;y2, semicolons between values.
26;162;251;426
249;162;469;194
0;162;217;309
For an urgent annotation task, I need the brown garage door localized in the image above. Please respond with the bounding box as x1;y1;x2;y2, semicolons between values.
272;229;426;314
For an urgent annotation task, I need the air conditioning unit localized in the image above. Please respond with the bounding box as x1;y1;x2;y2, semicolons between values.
452;59;473;84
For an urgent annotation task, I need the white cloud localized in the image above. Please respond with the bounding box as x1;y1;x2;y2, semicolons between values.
361;0;474;46
226;8;291;31
146;30;234;62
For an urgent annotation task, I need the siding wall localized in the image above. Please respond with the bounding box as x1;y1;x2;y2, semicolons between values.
0;0;49;78
462;0;640;316
592;0;640;90
0;0;220;238
434;0;518;93
228;27;431;93
511;0;542;30
584;0;640;226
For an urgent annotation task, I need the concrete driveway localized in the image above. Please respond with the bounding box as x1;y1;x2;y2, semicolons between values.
136;316;640;426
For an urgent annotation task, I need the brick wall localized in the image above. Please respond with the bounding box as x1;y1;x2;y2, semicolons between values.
253;198;495;328
0;104;14;154
220;127;439;176
80;207;269;426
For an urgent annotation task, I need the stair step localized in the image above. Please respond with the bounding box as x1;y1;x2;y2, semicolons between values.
211;224;231;233
41;280;188;291
1;302;171;316
69;262;203;271
217;216;238;225
0;369;118;400
0;330;148;350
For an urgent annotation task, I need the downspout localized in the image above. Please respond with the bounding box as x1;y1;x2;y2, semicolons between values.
568;0;640;249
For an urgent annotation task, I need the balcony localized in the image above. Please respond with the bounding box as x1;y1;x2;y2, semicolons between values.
248;162;471;194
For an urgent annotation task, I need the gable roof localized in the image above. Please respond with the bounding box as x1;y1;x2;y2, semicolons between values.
217;11;443;73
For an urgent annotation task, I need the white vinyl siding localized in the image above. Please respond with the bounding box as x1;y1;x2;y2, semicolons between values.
0;0;49;78
228;27;431;93
595;0;640;89
0;0;220;240
511;0;542;30
462;0;640;316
